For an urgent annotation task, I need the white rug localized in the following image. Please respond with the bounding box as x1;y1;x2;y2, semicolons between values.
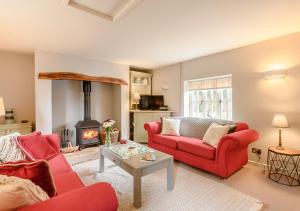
72;158;263;211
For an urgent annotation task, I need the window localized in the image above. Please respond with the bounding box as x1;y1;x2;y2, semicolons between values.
184;75;232;120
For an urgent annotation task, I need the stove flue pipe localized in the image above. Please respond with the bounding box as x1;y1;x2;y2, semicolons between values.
83;81;91;121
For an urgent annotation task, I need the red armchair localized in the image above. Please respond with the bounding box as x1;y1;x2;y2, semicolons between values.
17;133;118;211
145;120;259;178
19;183;118;211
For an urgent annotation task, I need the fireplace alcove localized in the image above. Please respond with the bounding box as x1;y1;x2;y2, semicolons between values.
42;72;128;147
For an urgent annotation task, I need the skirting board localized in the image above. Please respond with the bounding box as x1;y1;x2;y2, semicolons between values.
248;160;300;172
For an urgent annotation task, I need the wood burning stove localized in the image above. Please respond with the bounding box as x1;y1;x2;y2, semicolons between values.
75;81;101;149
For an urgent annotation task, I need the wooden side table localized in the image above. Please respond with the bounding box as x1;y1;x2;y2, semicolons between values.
267;146;300;186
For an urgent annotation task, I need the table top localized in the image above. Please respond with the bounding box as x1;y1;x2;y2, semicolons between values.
268;146;300;156
100;142;173;169
130;110;175;113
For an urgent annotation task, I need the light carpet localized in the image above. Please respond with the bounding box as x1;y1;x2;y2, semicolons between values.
71;158;263;211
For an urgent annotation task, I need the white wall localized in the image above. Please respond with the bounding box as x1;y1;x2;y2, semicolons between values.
52;80;81;139
152;32;300;164
152;64;181;116
52;80;117;145
0;51;35;123
35;50;129;139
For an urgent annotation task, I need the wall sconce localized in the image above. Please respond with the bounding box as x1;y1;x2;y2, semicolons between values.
264;69;286;80
162;84;169;91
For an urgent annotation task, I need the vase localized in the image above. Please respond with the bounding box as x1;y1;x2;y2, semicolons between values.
105;131;111;147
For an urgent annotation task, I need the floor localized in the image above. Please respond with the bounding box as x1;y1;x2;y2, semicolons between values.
65;147;300;211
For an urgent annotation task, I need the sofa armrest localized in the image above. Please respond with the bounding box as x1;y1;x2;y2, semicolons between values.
216;129;259;177
44;134;61;154
19;182;118;211
217;129;259;151
144;121;161;134
144;122;161;146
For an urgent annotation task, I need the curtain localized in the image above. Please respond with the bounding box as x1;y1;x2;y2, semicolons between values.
186;75;232;91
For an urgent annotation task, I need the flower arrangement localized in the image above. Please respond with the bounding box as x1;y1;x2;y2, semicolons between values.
102;119;116;147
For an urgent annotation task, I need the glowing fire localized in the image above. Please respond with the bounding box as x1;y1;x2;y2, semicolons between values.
82;130;99;140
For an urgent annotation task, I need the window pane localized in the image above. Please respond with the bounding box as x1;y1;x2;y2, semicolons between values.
185;75;232;120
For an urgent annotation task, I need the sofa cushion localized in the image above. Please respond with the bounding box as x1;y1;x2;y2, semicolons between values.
0;174;49;211
47;154;72;176
53;171;84;195
177;137;216;160
203;123;231;147
161;118;181;136
17;132;58;161
0;160;56;197
176;117;236;139
153;134;178;149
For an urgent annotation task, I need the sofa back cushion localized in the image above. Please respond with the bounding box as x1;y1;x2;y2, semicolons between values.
170;117;238;139
17;132;58;161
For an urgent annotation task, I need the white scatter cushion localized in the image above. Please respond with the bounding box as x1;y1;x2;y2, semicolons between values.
203;123;231;147
161;118;181;136
0;132;27;163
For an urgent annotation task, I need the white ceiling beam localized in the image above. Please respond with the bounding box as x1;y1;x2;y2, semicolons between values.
68;1;113;22
112;0;142;23
67;0;142;23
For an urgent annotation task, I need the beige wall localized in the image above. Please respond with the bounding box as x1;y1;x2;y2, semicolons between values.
153;32;300;164
0;51;35;123
152;64;181;116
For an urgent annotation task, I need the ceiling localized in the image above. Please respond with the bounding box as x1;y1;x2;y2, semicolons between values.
68;0;142;22
1;0;300;69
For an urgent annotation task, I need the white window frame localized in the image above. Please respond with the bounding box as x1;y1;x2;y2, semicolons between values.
184;75;232;120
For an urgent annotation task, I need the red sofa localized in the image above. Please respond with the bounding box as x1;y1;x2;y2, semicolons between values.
18;134;118;211
144;118;259;178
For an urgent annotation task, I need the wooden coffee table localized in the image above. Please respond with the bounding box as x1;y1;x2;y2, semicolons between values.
99;142;174;208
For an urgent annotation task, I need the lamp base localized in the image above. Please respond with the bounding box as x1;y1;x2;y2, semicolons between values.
276;146;285;150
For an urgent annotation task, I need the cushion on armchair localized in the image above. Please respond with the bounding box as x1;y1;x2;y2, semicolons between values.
0;174;49;211
0;160;57;197
17;132;58;161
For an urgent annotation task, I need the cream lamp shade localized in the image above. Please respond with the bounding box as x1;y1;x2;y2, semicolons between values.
133;93;141;101
272;114;289;128
0;97;5;116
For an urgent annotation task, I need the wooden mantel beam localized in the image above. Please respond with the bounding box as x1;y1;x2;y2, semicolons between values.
38;72;128;85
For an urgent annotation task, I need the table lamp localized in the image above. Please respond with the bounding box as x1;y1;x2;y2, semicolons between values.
133;93;141;110
272;114;289;150
0;97;5;116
